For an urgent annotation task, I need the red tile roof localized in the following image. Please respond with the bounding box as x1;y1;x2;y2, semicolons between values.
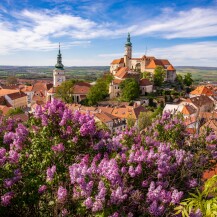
190;86;213;96
115;67;129;79
184;95;214;108
113;79;123;85
95;112;117;123
0;105;11;115
21;85;33;92
7;91;27;100
181;105;196;115
0;89;19;97
146;59;173;70
73;82;91;94
111;58;124;64
167;65;175;70
139;78;152;86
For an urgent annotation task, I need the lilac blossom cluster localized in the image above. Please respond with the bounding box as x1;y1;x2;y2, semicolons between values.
0;99;216;217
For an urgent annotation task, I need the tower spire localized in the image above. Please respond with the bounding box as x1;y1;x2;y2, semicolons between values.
55;42;64;70
125;32;132;47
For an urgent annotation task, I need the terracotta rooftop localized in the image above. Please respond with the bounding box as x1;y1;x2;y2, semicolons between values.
201;120;217;134
95;112;117;123
73;82;91;94
111;58;124;64
0;89;19;97
190;85;213;96
139;78;152;86
184;116;197;126
115;67;129;79
181;105;197;115
7;91;27;100
48;87;56;94
32;82;53;93
199;111;217;120
21;85;33;92
184;95;214;108
167;65;175;70
113;79;122;85
146;59;174;70
0;105;11;115
112;105;146;120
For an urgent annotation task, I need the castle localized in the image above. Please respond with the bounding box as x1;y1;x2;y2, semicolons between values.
110;33;176;82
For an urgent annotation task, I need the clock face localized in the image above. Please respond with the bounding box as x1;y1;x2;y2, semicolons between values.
57;77;63;82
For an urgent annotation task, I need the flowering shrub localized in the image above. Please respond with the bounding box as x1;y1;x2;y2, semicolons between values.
0;100;216;216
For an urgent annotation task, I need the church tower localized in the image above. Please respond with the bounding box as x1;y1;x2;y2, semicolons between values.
124;33;132;68
53;43;66;87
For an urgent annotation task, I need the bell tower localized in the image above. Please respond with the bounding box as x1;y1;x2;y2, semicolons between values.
53;43;66;87
124;33;132;68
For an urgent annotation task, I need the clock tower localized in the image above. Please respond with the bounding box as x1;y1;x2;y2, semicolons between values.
53;43;66;87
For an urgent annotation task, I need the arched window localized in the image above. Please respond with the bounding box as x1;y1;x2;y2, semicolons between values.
135;63;141;72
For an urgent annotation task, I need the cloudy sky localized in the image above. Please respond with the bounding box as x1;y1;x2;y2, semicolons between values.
0;0;217;66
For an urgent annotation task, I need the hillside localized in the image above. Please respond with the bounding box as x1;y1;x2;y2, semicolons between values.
176;66;217;82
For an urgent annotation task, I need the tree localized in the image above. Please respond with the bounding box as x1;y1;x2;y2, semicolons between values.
126;116;136;128
153;66;166;86
138;111;153;131
176;74;183;84
183;73;193;86
87;74;113;105
55;79;76;103
6;76;18;85
119;78;140;102
142;71;152;80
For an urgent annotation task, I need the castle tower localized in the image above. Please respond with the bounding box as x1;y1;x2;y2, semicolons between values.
124;33;132;68
53;43;66;87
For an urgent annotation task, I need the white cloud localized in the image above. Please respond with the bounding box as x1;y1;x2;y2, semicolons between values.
0;7;217;54
0;6;217;67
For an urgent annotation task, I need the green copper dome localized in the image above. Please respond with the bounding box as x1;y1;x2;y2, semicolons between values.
55;43;64;70
125;33;132;47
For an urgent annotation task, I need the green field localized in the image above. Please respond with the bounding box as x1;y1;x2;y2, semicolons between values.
176;66;217;82
0;66;217;83
0;66;109;82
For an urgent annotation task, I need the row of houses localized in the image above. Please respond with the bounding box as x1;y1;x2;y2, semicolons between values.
163;85;217;134
66;103;146;133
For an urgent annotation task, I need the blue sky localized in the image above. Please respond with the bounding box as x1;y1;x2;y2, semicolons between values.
0;0;217;66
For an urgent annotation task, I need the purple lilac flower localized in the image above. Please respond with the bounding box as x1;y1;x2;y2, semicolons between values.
46;165;56;182
72;136;78;143
189;209;203;217
57;186;67;203
84;197;93;209
0;148;6;158
8;150;20;164
109;212;119;217
61;208;69;217
51;143;65;152
171;189;183;204
92;199;103;212
1;192;14;206
38;185;47;194
188;179;198;188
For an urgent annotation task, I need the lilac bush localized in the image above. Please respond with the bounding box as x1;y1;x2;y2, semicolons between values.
0;100;216;216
